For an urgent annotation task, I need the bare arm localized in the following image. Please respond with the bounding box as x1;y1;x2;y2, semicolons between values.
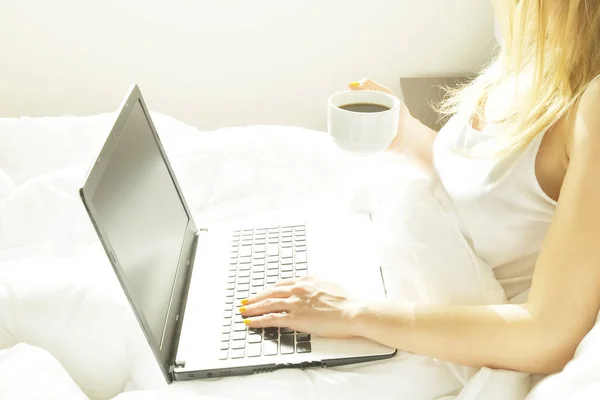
351;80;600;374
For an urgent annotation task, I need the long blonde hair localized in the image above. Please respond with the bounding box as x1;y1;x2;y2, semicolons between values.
439;0;600;156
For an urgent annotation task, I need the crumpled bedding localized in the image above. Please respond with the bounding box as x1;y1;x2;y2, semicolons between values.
0;112;597;400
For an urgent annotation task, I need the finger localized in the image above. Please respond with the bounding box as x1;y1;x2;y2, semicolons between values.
245;286;292;305
348;78;368;90
274;278;298;287
241;298;296;317
244;312;289;329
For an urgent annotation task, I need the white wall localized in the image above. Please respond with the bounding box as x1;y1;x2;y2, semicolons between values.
0;0;496;131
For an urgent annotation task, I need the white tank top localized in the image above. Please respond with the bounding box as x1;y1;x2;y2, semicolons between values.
431;111;557;301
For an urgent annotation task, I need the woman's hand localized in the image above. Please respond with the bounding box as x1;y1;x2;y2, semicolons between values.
240;277;362;339
348;78;411;153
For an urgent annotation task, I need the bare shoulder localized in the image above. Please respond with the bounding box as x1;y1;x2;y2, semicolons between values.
567;76;600;156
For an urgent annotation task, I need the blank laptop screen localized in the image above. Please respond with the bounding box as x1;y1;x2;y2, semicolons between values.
90;100;189;346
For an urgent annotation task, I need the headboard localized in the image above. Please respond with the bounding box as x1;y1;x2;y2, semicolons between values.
399;76;472;131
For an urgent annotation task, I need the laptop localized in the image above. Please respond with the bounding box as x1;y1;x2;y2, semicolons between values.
79;85;396;383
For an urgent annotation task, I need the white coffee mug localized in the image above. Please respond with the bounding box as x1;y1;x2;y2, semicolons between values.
327;90;400;153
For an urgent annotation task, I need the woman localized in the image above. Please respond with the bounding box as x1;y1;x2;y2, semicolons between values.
241;0;600;374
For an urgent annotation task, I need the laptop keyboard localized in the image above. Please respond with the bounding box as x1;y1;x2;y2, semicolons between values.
220;225;312;360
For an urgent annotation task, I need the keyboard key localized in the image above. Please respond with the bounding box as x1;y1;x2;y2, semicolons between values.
233;323;247;332
267;256;279;264
227;276;236;284
282;242;293;248
232;331;246;341
239;270;251;278
248;327;263;335
223;311;232;319
255;239;266;245
253;252;266;260
295;252;307;263
226;282;235;290
231;349;245;359
238;263;251;271
253;259;265;267
282;237;293;243
281;264;293;272
295;245;306;252
268;237;279;244
234;314;245;323
280;334;295;354
252;265;265;273
222;319;232;326
248;335;262;344
281;258;293;265
266;262;279;270
222;326;231;334
241;240;253;246
295;240;306;247
295;264;307;270
235;299;245;307
295;270;307;277
254;245;266;253
224;304;233;312
225;289;235;297
264;328;279;340
266;276;278;284
281;271;293;279
232;340;246;350
221;334;230;342
296;342;311;353
220;342;229;350
219;350;228;360
228;270;237;278
236;290;249;299
251;288;260;296
239;247;252;257
267;244;279;256
252;272;265;280
252;278;265;287
282;248;293;258
296;333;311;342
282;232;293;238
239;257;251;264
280;327;294;334
282;227;293;232
238;277;250;284
247;343;262;357
225;296;234;304
263;340;278;356
294;226;306;232
228;264;237;271
266;269;279;277
236;283;250;292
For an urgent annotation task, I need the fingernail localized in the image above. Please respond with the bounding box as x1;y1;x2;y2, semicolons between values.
349;82;360;87
243;319;252;326
241;299;249;305
239;307;247;313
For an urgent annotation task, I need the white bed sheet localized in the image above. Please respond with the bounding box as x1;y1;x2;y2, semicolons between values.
0;112;595;400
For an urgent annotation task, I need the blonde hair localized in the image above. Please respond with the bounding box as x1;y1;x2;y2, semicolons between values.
439;0;600;156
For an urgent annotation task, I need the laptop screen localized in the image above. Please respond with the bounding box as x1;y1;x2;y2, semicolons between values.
90;100;189;347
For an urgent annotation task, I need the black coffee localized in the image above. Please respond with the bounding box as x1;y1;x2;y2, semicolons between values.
339;102;390;113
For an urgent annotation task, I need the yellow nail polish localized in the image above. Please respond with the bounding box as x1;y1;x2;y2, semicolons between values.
243;319;251;326
241;299;249;305
239;307;247;313
349;82;360;87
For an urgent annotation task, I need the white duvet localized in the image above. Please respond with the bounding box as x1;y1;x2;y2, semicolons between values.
0;113;599;400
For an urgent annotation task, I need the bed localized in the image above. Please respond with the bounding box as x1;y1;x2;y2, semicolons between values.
1;108;600;399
